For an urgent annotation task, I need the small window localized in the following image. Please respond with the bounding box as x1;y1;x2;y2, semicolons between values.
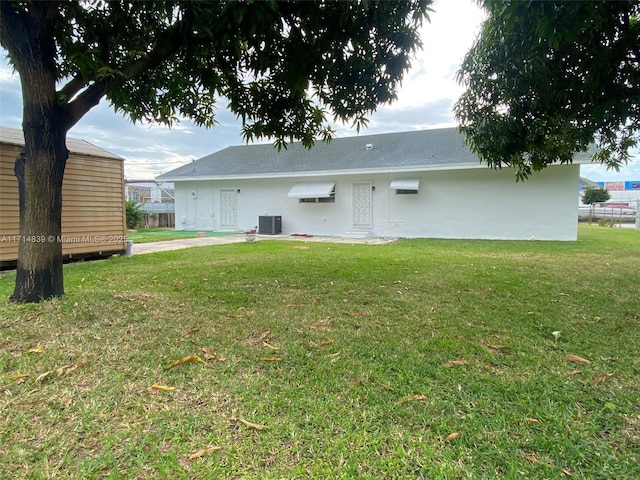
395;189;418;195
299;187;336;203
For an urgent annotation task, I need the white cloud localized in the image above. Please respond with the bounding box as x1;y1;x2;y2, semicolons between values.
388;0;485;110
581;156;640;182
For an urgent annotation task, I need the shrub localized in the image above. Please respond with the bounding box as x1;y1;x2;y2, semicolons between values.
582;187;611;205
125;200;143;229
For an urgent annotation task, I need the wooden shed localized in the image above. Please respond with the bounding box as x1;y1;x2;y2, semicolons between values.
1;126;127;267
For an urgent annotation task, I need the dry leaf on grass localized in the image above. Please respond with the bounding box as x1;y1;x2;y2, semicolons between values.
27;347;45;353
200;347;216;359
375;381;393;391
410;394;428;401
7;373;30;381
182;328;199;337
565;354;591;364
486;344;507;351
263;342;279;350
524;451;543;465
445;432;461;442
260;357;281;362
524;451;553;468
56;361;88;377
594;373;615;384
320;338;334;345
246;328;271;346
526;417;541;424
189;446;221;460
78;440;100;450
35;370;55;383
164;355;204;370
148;384;176;395
239;418;267;431
444;360;468;367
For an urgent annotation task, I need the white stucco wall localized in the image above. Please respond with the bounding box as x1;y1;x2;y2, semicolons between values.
173;164;580;240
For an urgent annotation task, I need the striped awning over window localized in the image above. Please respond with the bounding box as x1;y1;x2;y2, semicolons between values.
287;182;336;198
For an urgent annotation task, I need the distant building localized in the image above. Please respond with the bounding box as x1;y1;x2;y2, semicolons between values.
125;180;175;227
579;180;640;206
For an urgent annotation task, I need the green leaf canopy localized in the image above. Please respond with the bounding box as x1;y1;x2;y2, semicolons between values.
454;0;640;180
3;1;431;147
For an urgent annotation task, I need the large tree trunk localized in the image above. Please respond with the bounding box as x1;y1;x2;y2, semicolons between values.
10;129;68;302
6;2;71;303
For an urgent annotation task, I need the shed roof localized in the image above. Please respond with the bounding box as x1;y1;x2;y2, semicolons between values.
0;126;123;161
157;127;593;181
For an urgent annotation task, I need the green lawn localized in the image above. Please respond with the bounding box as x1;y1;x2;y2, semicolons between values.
127;228;237;244
1;225;639;479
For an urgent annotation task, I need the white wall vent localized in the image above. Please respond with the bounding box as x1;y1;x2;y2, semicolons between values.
365;144;373;150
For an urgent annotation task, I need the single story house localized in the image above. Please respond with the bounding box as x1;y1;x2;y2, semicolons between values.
157;127;589;241
1;126;127;266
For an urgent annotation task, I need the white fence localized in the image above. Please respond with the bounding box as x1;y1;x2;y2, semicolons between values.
578;200;639;229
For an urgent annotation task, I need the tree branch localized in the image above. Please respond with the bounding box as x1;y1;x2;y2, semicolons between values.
0;3;30;65
59;72;93;102
64;21;187;128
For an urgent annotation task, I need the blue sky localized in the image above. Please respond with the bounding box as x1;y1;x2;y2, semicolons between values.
1;0;637;181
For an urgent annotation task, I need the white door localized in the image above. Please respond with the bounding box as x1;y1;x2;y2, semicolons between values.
352;182;372;228
219;189;237;229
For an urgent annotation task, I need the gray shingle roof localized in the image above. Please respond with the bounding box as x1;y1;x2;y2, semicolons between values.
158;127;483;180
157;126;596;181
